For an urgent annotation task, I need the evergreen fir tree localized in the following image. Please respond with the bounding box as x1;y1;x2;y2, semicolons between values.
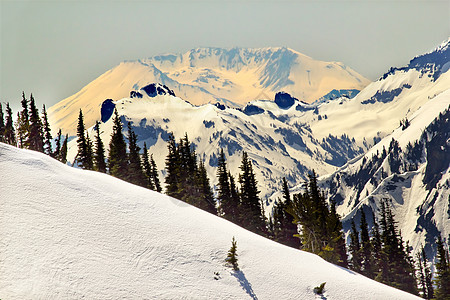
349;220;362;272
422;247;434;299
60;134;68;164
0;103;5;142
108;109;128;180
226;236;239;271
326;200;348;268
165;133;181;197
76;110;93;170
197;160;217;214
150;154;161;192
142;142;156;190
272;179;301;249
16;92;29;148
359;210;374;278
4;103;16;146
126;122;146;186
27;94;44;152
217;149;235;220
238;151;265;234
435;235;450;300
53;129;62;159
93;121;107;173
41;105;53;155
86;132;94;170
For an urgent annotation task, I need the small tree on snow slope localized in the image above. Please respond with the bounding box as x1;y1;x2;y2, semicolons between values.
226;236;239;271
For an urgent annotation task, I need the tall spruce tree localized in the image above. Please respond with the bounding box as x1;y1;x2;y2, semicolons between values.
150;154;161;192
165;133;181;197
53;129;62;159
326;200;348;268
238;151;265;234
16;92;29;148
93;121;107;173
60;134;68;164
0;103;5;142
217;149;235;220
434;235;450;299
108;109;128;180
197;160;217;214
27;94;44;152
41;105;53;155
349;220;362;272
272;177;301;249
142;142;156;190
126;122;146;186
4;103;16;146
416;245;434;299
359;210;374;277
76;110;93;170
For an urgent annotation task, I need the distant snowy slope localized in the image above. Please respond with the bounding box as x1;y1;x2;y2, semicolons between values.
0;143;419;299
48;47;370;135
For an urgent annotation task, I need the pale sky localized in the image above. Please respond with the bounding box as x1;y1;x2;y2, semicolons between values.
1;0;449;113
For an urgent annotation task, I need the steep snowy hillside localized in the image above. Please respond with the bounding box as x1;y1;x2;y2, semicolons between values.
307;38;450;143
316;91;449;259
48;47;370;135
0;143;419;299
66;84;364;201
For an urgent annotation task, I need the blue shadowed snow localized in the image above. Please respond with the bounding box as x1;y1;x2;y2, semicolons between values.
274;92;297;109
361;84;411;105
101;99;115;123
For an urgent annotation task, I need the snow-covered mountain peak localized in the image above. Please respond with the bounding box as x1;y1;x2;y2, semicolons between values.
49;46;370;135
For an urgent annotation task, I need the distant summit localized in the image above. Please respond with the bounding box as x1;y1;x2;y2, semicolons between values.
49;47;370;135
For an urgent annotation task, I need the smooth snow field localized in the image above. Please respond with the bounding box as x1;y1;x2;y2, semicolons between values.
0;143;419;299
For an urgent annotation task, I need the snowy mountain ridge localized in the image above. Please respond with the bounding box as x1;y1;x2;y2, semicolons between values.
48;46;370;135
0;142;421;299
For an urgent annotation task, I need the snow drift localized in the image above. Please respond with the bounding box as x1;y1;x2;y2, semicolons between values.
0;143;418;299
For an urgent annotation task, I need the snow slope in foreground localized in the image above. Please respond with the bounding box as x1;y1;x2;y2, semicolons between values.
0;143;418;299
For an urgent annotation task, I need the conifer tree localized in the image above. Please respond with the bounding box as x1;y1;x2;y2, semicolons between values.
435;235;450;299
226;236;239;271
197;160;217;214
27;94;44;152
86;132;94;170
326;200;348;268
41;105;53;155
217;149;235;220
417;245;434;299
53;129;62;159
0;103;5;142
165;133;181;197
108;109;128;179
126;122;146;186
349;220;362;272
238;151;265;234
272;178;301;249
93;121;107;173
76;110;93;170
4;103;16;146
150;154;162;192
60;134;68;164
359;210;374;277
142;143;156;190
16;92;29;148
